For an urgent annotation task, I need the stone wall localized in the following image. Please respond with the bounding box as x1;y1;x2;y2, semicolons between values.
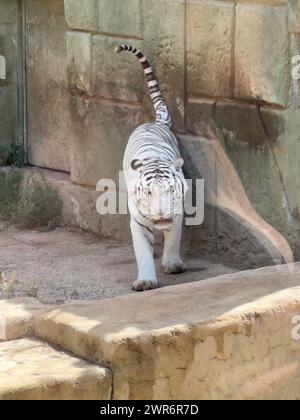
1;0;299;266
25;0;71;172
0;0;23;158
62;0;300;265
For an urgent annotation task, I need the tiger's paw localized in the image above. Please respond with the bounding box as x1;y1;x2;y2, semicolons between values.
163;257;185;275
133;279;159;292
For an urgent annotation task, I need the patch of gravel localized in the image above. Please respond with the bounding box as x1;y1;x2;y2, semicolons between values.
0;224;236;304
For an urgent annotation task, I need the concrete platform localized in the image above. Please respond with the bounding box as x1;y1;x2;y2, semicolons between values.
2;262;300;399
0;338;111;400
34;263;300;400
0;298;53;341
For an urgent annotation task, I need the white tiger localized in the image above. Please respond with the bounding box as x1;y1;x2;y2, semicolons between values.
115;44;187;292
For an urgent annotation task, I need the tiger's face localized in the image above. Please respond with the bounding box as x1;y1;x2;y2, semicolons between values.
131;158;186;229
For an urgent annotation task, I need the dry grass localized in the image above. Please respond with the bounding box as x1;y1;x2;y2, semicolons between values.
0;169;62;230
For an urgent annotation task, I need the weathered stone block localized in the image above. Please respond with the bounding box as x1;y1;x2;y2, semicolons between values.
92;35;144;102
260;106;285;140
186;99;216;136
289;0;300;33
66;31;92;96
69;183;130;241
0;1;19;150
0;338;112;400
0;0;18;23
215;101;267;147
187;0;235;98
143;0;185;129
35;266;300;399
235;4;290;106
64;0;98;31
261;107;300;243
26;0;71;172
20;168;131;241
69;96;143;187
0;298;54;341
178;131;293;268
214;104;293;245
97;0;143;38
0;85;18;147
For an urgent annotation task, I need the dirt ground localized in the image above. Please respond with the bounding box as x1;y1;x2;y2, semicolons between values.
0;224;236;304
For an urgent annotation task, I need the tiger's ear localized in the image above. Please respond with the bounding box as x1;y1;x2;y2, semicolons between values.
131;159;143;171
172;158;184;171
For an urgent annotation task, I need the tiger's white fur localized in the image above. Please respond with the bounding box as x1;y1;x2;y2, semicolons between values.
115;44;187;292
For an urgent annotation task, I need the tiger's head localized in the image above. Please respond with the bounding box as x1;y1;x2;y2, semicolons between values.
130;158;187;230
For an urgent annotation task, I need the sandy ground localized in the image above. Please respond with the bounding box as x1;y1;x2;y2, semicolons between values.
0;224;236;304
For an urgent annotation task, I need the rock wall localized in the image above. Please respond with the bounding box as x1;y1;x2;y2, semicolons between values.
62;0;300;265
1;0;299;266
25;0;71;172
0;0;23;159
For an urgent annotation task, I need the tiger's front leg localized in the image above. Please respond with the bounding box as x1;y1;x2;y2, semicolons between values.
130;217;158;291
162;215;184;274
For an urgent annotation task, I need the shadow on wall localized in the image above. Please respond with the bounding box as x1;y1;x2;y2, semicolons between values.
180;3;296;269
179;122;294;271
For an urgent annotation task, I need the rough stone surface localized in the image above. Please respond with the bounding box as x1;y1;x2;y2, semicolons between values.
66;31;92;96
64;0;98;31
0;338;112;400
65;0;143;37
0;298;53;341
96;0;143;38
0;84;18;150
215;104;300;258
35;264;300;400
186;99;216;136
215;101;267;147
143;0;185;129
187;0;235;98
19;167;130;240
178;132;294;268
26;0;71;172
0;0;18;23
69;96;143;187
289;0;300;33
260;107;300;256
92;35;144;102
0;0;20;150
235;3;290;106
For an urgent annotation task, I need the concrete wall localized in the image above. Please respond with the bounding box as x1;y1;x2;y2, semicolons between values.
1;0;299;266
0;0;23;157
26;0;71;172
61;0;300;266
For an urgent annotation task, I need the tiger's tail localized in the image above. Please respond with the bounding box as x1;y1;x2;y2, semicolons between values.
114;44;172;128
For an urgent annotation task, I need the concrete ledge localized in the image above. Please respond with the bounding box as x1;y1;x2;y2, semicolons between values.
0;338;112;400
21;167;131;241
34;264;300;400
0;298;54;341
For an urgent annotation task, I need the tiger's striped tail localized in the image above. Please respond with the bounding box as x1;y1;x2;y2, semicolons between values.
114;44;172;128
